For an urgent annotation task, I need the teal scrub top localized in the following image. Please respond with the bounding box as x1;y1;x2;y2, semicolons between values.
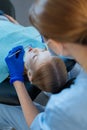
30;69;87;130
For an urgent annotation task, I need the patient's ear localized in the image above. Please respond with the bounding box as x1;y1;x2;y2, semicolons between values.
47;39;63;55
27;70;33;82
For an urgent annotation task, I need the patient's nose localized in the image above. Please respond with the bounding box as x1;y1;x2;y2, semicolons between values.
32;48;39;53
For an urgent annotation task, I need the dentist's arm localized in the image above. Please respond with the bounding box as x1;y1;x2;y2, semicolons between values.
13;81;39;126
5;46;39;127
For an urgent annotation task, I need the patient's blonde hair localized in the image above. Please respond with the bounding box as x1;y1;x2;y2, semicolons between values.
30;57;67;93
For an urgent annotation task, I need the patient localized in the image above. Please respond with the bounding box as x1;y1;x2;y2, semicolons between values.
0;11;45;83
0;10;44;103
24;47;67;93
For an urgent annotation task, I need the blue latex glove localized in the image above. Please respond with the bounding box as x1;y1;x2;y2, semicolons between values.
5;46;25;84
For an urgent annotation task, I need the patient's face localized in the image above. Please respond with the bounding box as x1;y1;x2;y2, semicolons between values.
24;48;52;72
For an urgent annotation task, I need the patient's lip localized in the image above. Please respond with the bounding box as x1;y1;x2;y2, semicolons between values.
28;47;32;52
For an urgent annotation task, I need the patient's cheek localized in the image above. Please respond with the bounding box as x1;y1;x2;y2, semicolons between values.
24;52;29;62
24;52;30;68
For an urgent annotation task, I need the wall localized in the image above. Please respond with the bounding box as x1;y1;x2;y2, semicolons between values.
10;0;34;26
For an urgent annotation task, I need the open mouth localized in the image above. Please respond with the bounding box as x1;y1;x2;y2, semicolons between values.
28;47;33;52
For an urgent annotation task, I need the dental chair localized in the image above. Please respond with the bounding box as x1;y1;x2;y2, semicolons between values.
0;59;76;105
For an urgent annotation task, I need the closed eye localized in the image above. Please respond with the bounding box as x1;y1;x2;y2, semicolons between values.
33;55;38;59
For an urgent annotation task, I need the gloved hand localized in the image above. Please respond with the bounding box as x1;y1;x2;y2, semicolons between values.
5;46;25;84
